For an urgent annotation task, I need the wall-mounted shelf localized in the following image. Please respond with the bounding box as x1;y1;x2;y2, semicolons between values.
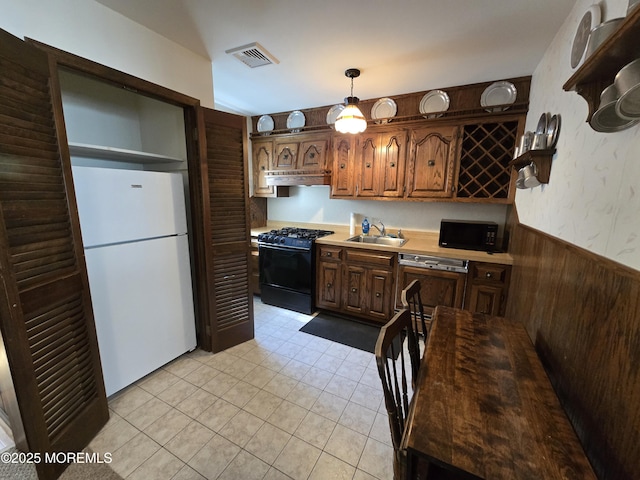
563;7;640;122
509;148;556;184
251;76;531;136
69;142;185;164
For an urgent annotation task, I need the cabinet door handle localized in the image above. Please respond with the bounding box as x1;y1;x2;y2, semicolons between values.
428;160;435;166
366;162;371;168
390;162;395;168
351;288;357;293
340;163;346;169
326;252;332;257
327;283;332;288
376;292;381;297
486;272;493;279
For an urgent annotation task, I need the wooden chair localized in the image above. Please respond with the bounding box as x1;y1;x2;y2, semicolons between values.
375;308;422;480
376;309;463;480
401;279;430;358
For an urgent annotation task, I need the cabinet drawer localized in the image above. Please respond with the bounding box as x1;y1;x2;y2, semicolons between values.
345;248;395;268
318;246;342;261
471;263;509;283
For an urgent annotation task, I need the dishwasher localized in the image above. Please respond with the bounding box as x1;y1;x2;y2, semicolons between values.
397;253;469;317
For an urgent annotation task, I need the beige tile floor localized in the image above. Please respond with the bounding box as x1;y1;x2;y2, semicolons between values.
90;298;394;480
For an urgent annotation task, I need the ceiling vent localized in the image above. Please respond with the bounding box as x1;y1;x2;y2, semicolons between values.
225;42;280;68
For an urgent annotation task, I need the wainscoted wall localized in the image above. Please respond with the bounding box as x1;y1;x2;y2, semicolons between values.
519;0;640;271
506;215;640;479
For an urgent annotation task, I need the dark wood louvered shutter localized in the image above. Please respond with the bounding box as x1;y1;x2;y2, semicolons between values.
0;29;108;479
201;108;254;352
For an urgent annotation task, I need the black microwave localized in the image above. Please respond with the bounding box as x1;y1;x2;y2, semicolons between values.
438;220;499;252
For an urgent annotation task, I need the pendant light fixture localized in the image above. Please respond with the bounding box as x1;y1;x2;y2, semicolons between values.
335;68;367;134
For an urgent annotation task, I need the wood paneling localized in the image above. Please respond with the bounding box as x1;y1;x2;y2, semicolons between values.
404;306;596;479
249;197;267;228
506;220;640;479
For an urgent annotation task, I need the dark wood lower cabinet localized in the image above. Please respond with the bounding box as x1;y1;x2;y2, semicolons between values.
395;264;466;317
317;245;514;324
316;247;342;310
316;246;396;324
465;262;511;316
343;265;368;316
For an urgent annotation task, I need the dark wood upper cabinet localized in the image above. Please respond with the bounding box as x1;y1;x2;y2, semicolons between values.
355;129;407;198
406;125;459;198
330;135;356;198
252;77;529;203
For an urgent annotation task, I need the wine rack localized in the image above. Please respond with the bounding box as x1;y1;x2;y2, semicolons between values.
457;121;519;201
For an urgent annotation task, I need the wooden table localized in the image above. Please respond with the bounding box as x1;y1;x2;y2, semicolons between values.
402;306;596;479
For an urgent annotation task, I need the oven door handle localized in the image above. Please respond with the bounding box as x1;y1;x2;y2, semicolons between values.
258;243;311;252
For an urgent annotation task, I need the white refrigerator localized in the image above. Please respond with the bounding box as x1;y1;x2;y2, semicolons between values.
72;166;197;397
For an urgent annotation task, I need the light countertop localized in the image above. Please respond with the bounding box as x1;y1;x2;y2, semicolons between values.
251;222;513;265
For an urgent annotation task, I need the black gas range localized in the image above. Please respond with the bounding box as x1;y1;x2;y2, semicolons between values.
257;227;335;250
258;227;334;314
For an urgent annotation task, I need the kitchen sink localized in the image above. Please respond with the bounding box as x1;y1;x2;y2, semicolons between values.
346;235;408;247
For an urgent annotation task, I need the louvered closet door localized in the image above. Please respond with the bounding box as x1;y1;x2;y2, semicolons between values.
202;108;254;352
0;29;108;479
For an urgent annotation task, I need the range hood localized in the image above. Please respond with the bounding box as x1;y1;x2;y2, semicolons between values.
265;169;331;186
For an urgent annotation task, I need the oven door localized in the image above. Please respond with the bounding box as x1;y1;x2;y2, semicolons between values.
259;244;313;294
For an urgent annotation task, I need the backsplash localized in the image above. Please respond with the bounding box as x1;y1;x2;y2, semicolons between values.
518;0;640;270
267;186;510;233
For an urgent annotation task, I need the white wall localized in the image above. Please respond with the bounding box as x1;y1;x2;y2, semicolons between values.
268;186;510;235
518;0;640;270
0;0;214;108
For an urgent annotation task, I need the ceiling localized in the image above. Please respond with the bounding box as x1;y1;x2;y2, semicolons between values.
94;0;577;116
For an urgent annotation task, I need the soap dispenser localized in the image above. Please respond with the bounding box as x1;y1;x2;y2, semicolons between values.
362;217;370;235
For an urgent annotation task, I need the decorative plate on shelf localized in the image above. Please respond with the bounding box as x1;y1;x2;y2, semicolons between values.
535;112;550;135
546;114;562;148
287;110;306;132
570;4;601;69
371;97;397;124
419;90;450;118
326;104;345;126
257;115;274;135
480;81;517;112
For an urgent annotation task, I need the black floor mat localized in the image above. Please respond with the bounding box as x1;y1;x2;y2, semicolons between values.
300;312;401;358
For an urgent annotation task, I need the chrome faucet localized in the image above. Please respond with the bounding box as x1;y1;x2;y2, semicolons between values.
371;221;386;236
